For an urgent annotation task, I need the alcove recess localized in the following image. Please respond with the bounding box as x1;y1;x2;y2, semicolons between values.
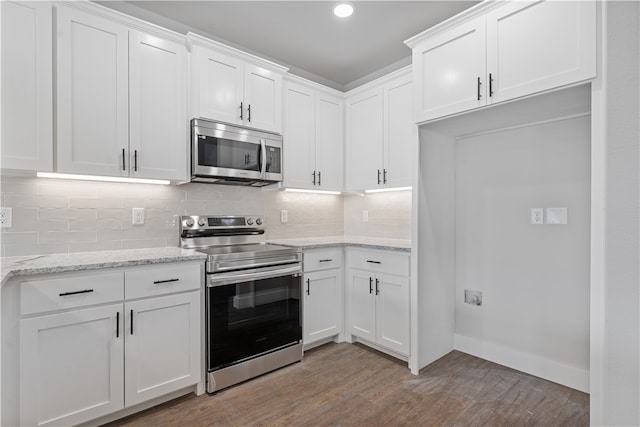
415;83;591;392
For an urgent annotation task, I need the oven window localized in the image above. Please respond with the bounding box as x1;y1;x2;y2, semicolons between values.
198;135;261;172
207;274;301;370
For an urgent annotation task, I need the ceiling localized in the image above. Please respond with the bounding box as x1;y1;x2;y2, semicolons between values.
98;1;480;91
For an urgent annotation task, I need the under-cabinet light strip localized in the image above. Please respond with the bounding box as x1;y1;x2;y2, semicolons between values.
364;186;412;194
37;172;171;185
284;188;341;195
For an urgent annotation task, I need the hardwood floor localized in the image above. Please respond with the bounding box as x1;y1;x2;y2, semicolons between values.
106;343;589;426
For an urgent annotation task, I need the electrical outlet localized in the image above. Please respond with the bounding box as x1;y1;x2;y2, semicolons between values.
280;210;288;223
363;210;369;222
132;208;145;225
531;208;543;225
0;207;12;228
464;290;482;306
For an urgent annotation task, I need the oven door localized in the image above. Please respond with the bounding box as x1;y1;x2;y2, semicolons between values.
206;264;302;372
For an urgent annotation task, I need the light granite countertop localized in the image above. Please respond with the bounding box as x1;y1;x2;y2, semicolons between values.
268;236;411;252
1;247;207;286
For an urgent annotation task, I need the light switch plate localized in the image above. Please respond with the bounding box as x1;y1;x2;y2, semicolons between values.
546;207;567;225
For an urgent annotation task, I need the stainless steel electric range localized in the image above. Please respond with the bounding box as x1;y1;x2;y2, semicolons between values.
179;215;303;393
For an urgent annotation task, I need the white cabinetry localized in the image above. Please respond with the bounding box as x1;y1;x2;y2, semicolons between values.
303;248;343;346
345;69;414;191
284;79;344;191
1;1;53;171
56;4;188;180
408;0;596;123
18;262;202;427
190;35;286;134
346;248;410;356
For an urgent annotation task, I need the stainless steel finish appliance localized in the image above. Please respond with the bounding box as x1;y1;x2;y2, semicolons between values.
180;215;302;393
191;119;283;186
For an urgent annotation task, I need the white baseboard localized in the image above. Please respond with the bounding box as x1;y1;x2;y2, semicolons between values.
454;333;589;393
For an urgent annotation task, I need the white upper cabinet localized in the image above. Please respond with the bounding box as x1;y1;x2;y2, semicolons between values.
129;31;188;181
283;79;343;191
56;5;129;176
346;69;414;191
410;18;486;122
485;0;596;104
190;36;286;134
407;0;596;123
1;1;53;171
55;3;189;181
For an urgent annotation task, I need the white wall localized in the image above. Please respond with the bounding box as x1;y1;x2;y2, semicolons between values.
602;1;640;424
454;116;591;391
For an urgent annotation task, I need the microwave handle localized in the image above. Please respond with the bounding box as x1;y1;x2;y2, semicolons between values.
259;138;267;177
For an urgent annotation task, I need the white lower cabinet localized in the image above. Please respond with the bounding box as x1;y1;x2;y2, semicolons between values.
302;248;343;346
346;248;410;356
17;262;202;427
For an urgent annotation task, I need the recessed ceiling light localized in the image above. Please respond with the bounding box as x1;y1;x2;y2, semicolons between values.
333;2;354;18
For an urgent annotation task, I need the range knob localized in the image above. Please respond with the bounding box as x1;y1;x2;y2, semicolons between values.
185;218;195;227
255;218;263;225
246;218;254;226
198;218;207;226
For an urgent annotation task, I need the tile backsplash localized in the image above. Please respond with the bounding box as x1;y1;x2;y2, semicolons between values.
0;176;411;256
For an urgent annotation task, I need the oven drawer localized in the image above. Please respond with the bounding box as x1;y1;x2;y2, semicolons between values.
125;262;202;300
303;248;342;272
20;272;124;316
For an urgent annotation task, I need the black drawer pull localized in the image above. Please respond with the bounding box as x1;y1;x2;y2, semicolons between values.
153;278;180;284
366;260;381;264
318;259;333;263
59;289;94;297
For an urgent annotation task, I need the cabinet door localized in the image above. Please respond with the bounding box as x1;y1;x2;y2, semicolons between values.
56;6;129;176
124;292;201;407
303;269;342;345
283;81;316;189
375;273;410;356
383;73;414;188
315;92;344;191
1;1;53;171
20;304;124;426
194;47;244;125
345;88;384;190
129;31;188;181
486;0;596;104
412;17;486;123
243;64;283;133
347;269;376;341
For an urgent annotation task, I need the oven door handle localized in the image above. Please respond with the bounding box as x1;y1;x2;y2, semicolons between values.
207;264;301;287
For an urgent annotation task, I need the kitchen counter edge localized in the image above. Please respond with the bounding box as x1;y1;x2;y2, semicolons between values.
1;247;207;286
268;237;412;252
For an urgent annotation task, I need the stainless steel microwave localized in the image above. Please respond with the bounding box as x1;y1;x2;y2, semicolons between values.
191;119;283;186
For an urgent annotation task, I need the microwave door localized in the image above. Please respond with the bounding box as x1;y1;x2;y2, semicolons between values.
194;133;263;180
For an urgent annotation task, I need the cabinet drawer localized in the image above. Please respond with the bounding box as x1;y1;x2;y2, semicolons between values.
20;272;124;316
347;249;409;276
304;248;343;272
125;262;202;300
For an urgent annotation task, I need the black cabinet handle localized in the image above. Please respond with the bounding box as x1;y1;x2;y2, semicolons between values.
116;312;120;338
312;171;316;185
318;171;321;186
383;169;387;184
306;278;310;296
130;309;134;335
319;259;333;263
369;277;373;294
489;73;494;97
59;289;94;297
366;260;381;264
377;169;381;185
122;148;126;171
375;278;380;295
153;278;179;285
134;150;138;171
240;102;243;120
477;77;482;101
248;104;251;122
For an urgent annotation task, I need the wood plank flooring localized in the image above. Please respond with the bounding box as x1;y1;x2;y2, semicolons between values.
105;343;589;426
